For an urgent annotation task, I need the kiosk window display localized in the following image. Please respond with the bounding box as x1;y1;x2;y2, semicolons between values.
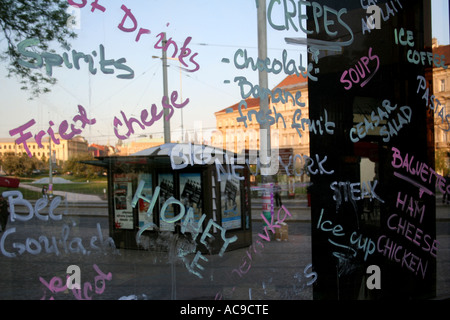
88;143;253;254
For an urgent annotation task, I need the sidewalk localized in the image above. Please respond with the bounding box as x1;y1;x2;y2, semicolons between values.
251;196;310;222
18;182;106;202
2;186;448;300
14;183;450;221
251;195;450;222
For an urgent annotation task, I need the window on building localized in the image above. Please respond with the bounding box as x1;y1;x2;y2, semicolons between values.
440;79;446;92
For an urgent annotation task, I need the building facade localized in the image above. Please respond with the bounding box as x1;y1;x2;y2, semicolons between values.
89;143;116;157
0;135;89;166
213;74;309;157
214;45;450;177
432;41;450;174
115;137;166;156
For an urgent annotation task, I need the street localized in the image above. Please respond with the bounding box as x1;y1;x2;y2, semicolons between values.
0;203;448;300
0;206;314;300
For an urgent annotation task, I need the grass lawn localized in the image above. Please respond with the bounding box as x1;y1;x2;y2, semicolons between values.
0;187;42;200
1;175;108;200
30;182;108;196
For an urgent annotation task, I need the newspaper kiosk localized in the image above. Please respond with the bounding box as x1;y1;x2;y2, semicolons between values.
86;143;252;254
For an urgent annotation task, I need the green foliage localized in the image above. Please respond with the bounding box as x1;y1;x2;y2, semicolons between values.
0;0;77;97
1;153;42;176
0;186;41;200
435;149;449;175
63;154;102;179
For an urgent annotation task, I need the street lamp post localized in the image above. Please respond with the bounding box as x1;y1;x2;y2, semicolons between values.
48;137;53;199
152;52;184;142
161;33;170;144
257;0;271;183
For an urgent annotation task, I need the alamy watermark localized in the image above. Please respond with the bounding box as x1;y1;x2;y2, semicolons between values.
366;265;381;289
366;5;381;30
66;265;81;289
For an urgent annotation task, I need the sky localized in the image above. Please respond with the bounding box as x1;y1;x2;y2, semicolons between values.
0;0;449;146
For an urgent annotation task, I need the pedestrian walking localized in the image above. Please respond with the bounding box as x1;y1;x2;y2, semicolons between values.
0;195;9;232
274;183;282;208
42;185;48;199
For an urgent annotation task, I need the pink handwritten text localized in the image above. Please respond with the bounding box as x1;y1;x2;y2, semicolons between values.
391;146;450;197
68;0;200;72
113;90;189;140
9;104;96;158
39;264;112;300
340;47;380;90
231;206;292;279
